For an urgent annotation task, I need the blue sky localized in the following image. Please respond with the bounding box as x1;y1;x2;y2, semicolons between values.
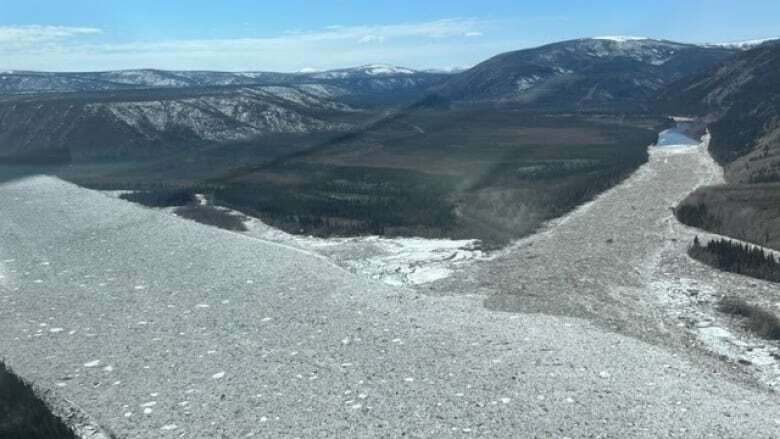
1;0;779;71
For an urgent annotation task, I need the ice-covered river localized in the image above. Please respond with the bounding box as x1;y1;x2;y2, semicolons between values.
655;124;700;149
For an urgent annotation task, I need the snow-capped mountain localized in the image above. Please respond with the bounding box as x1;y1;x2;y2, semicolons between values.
0;65;448;97
705;37;780;50
304;64;418;79
0;64;450;161
592;36;651;42
294;65;448;96
0;69;295;94
0;36;748;162
437;38;737;108
0;84;360;160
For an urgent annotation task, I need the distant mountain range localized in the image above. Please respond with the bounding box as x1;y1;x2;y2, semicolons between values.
0;65;447;160
0;37;777;162
0;64;447;96
0;84;372;161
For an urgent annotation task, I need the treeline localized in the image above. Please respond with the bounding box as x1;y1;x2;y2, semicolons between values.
689;236;780;283
173;205;248;232
214;166;457;237
675;203;721;230
120;189;197;208
0;148;72;165
215;184;456;237
548;163;642;216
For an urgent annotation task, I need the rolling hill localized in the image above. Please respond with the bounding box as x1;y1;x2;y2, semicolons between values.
438;38;736;109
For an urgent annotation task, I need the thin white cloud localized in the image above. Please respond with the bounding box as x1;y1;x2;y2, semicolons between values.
0;25;101;44
358;35;385;44
0;18;510;71
465;32;484;37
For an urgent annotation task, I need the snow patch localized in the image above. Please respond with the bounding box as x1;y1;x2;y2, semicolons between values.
406;267;452;285
593;35;650;42
708;37;780;49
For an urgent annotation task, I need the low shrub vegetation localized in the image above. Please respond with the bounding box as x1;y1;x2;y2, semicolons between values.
717;296;780;340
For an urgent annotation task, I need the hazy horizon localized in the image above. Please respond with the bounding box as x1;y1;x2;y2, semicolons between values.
2;0;779;72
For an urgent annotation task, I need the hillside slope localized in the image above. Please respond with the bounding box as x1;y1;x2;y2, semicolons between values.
660;41;780;182
0;66;448;98
660;41;780;249
0;66;449;162
0;84;366;161
438;38;736;109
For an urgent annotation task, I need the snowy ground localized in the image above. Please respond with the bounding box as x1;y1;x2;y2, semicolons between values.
239;218;488;287
1;129;780;437
102;192;491;289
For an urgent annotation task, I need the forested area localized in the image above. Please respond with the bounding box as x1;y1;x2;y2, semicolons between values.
689;236;780;283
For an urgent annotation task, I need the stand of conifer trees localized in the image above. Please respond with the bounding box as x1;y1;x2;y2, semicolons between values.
689;236;780;283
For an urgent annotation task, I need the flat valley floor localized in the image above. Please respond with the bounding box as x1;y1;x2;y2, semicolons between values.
1;137;780;438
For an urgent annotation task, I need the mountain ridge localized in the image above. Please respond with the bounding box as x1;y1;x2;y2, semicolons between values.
658;39;780;179
436;38;737;108
0;37;743;161
0;65;448;96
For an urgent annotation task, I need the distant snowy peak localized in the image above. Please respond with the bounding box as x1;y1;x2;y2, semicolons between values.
593;36;651;43
423;66;469;74
568;38;696;66
101;69;190;87
359;64;417;75
707;37;780;50
305;64;420;79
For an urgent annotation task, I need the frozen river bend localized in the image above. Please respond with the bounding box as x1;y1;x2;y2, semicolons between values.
2;136;780;437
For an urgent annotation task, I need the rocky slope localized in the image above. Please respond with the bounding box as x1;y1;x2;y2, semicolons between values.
0;65;449;161
0;84;360;160
438;38;736;109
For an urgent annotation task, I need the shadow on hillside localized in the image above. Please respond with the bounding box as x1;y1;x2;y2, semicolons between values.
0;361;77;439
